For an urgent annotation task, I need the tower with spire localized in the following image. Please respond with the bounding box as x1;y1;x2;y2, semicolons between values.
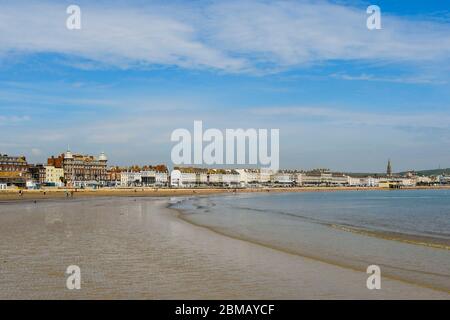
387;159;392;177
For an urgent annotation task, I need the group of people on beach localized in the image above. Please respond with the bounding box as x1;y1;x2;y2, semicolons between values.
17;189;75;198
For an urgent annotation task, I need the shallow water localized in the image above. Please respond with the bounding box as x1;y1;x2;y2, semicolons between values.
174;190;450;292
0;195;448;299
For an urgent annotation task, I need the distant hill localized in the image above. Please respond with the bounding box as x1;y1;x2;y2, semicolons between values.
401;168;450;176
343;168;450;177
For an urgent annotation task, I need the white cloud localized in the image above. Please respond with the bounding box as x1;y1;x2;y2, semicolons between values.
250;106;450;129
330;73;447;84
0;0;449;73
0;115;31;125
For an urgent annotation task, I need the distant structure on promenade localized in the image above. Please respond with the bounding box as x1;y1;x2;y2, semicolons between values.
119;164;169;187
170;167;240;188
0;153;29;188
47;149;108;188
28;164;64;187
387;159;392;177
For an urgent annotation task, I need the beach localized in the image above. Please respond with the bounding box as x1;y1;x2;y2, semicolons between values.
0;195;448;299
1;185;450;202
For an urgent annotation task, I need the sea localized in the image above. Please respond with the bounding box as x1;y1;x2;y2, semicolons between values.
172;189;450;292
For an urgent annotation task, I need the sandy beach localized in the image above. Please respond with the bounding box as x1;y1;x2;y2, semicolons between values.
1;185;450;202
0;196;448;299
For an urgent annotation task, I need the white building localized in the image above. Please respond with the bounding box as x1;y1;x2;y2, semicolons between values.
416;176;432;185
361;177;379;187
155;171;169;186
301;171;331;186
347;177;362;186
259;168;273;184
170;170;182;187
271;172;294;185
437;175;450;184
294;173;304;186
400;177;416;187
208;171;223;185
179;172;197;187
170;168;199;187
120;171;142;187
236;169;250;185
208;169;239;186
235;169;273;186
139;170;169;186
222;170;240;186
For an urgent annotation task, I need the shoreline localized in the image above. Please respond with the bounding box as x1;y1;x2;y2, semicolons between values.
0;196;448;299
1;185;449;202
329;224;450;251
172;199;450;295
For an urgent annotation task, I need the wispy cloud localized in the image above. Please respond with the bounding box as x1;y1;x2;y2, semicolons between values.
0;115;31;125
330;73;448;84
0;0;449;73
250;106;450;129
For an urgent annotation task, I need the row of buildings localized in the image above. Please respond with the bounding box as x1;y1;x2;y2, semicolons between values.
0;150;109;189
0;150;448;189
168;167;425;188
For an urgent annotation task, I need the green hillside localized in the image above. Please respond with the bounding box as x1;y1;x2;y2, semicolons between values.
404;168;450;176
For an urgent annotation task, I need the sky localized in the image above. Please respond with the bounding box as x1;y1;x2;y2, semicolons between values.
0;0;449;172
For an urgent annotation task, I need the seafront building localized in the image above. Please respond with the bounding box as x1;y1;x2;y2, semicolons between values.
209;169;240;186
47;150;108;188
106;166;123;186
44;166;64;186
120;165;169;187
121;171;142;187
170;167;207;187
297;169;350;187
235;168;275;186
170;167;239;187
28;164;46;184
28;164;66;187
0;150;444;190
0;153;29;188
271;171;295;186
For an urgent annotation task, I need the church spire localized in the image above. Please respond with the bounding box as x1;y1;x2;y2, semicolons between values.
387;159;392;177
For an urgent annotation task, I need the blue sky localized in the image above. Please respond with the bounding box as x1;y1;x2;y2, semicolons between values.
0;0;449;172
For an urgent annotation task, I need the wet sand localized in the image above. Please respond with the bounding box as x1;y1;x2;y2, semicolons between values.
0;197;448;299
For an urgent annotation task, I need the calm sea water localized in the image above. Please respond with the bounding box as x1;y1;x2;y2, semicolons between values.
173;189;450;292
2;196;447;299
